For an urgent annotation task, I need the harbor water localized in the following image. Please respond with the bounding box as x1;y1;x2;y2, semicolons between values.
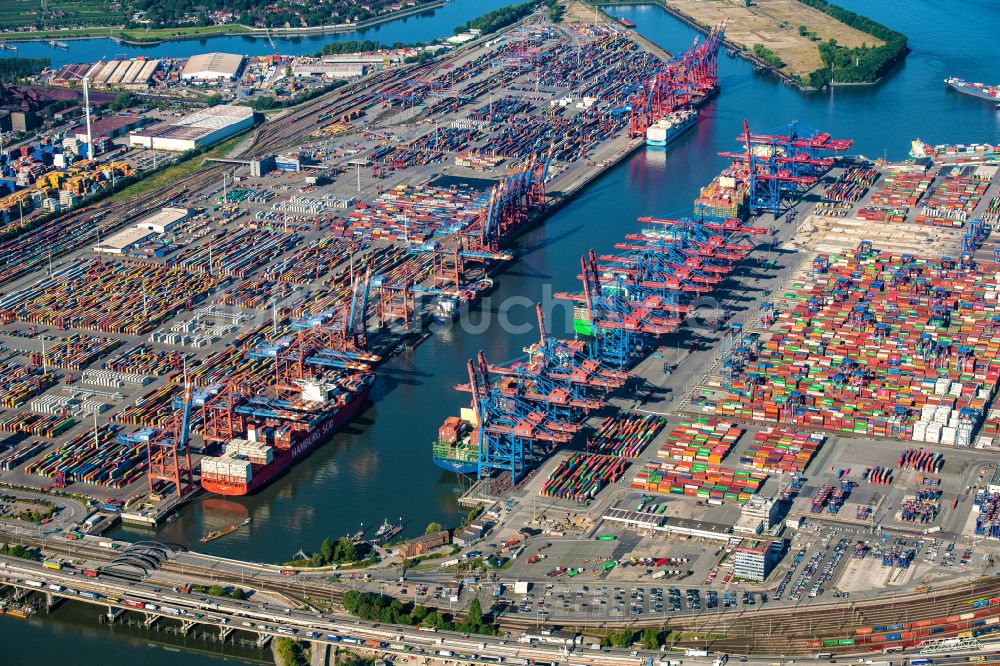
0;0;516;66
4;0;1000;662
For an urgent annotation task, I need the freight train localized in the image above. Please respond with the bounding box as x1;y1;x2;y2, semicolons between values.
805;597;1000;652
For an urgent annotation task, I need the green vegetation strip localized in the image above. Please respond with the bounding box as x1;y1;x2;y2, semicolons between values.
454;2;535;36
797;0;908;87
342;591;497;635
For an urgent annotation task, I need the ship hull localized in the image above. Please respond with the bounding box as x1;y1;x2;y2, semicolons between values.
201;384;372;496
945;79;1000;102
646;114;697;147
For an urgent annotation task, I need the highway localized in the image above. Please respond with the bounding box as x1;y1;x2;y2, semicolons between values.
4;554;1000;666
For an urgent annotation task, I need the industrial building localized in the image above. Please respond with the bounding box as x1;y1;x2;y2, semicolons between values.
321;53;400;66
397;531;449;558
93;226;157;255
291;62;366;79
53;59;162;88
129;105;254;152
181;53;246;81
735;496;779;534
71;115;146;143
732;539;783;582
135;207;190;233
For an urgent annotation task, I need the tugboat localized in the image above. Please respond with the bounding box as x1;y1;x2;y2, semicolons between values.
432;296;459;324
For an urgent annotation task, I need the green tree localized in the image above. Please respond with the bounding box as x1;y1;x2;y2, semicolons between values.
321;536;334;563
468;597;483;626
425;522;444;534
335;536;357;562
641;628;659;650
610;629;634;648
798;24;808;35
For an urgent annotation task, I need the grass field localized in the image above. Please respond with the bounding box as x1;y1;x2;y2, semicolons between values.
0;23;252;42
638;0;884;79
109;131;249;201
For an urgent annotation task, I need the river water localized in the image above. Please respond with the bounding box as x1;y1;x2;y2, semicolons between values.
3;0;1000;662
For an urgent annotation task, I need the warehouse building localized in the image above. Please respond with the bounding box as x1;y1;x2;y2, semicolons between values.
181;53;246;81
732;539;783;582
397;531;449;558
71;114;146;143
135;207;190;233
322;53;399;66
93;225;156;255
129;105;254;152
291;62;366;79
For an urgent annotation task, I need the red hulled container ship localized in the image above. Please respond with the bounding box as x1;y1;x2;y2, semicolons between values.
200;372;374;496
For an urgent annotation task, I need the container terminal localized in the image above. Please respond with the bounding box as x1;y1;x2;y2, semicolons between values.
3;4;1000;663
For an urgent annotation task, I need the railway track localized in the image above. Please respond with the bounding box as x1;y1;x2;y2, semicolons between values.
0;59;440;291
22;533;1000;655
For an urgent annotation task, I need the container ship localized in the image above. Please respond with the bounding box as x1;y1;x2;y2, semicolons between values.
944;77;1000;104
645;109;698;147
433;414;479;474
200;373;374;495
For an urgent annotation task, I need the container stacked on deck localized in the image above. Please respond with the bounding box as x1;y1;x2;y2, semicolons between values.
740;427;824;474
540;452;629;505
0;258;221;335
694;172;748;221
716;249;1000;444
0;361;56;408
25;425;147;488
658;419;741;465
587;412;665;458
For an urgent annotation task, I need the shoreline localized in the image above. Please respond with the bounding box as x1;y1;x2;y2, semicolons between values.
0;0;447;46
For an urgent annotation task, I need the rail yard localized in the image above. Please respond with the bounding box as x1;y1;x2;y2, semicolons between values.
2;2;1000;666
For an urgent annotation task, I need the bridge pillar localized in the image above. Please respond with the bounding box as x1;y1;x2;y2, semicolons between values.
144;612;158;628
45;591;65;611
105;605;125;623
219;626;233;642
179;620;196;635
257;632;271;648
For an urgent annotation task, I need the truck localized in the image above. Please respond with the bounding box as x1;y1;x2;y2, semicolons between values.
513;581;531;595
711;656;727;666
652;570;667;579
440;558;461;568
684;649;708;657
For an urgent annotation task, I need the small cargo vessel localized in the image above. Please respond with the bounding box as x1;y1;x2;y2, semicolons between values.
199;516;251;543
374;518;404;543
619;18;636;28
646;108;698;147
